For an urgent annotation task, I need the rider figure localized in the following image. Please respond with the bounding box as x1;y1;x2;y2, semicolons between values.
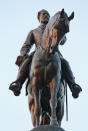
9;9;82;98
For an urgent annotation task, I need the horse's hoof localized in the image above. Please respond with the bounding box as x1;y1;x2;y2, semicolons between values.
50;119;59;126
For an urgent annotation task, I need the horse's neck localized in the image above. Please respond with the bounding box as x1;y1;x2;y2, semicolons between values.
41;12;61;51
42;27;50;50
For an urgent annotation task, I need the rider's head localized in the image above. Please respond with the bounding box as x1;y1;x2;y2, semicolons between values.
37;9;50;24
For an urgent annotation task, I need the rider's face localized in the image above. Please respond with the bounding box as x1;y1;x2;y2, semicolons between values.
39;12;50;24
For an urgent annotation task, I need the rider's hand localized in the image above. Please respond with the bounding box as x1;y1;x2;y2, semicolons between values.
15;55;24;67
71;84;82;98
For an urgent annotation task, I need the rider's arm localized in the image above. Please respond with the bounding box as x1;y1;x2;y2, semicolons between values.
15;30;34;66
20;30;34;57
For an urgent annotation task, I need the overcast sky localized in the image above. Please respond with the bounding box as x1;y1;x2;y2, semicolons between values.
0;0;88;131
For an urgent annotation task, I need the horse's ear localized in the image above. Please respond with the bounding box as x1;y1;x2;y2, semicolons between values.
61;8;64;16
68;12;74;21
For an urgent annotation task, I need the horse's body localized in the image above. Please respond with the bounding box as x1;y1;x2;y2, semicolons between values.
28;9;74;127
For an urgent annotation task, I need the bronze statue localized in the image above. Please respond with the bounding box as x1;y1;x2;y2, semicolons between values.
9;9;82;128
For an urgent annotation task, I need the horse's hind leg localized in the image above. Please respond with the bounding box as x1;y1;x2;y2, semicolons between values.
49;76;60;126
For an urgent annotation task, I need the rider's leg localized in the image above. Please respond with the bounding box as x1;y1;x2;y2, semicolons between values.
9;54;33;96
61;58;75;87
9;57;30;95
61;58;82;98
16;57;30;86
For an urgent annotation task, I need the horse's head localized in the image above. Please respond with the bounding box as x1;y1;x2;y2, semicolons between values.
49;9;74;53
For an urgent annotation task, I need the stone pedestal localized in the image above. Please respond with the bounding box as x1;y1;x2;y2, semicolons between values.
30;125;65;131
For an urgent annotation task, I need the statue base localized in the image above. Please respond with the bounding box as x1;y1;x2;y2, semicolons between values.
30;125;65;131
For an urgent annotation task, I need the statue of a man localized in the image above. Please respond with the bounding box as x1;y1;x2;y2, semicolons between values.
9;9;82;98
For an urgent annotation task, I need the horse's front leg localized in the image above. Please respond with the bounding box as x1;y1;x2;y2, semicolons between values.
32;76;40;127
49;75;60;126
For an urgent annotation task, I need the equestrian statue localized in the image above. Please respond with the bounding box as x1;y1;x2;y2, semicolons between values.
9;9;82;129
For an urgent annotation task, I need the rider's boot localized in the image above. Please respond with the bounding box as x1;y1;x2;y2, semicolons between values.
9;80;22;96
61;58;82;98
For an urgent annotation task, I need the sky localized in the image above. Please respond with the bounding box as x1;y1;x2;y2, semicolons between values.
0;0;88;131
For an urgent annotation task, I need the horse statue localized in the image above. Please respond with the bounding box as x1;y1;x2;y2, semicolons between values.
27;9;74;127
